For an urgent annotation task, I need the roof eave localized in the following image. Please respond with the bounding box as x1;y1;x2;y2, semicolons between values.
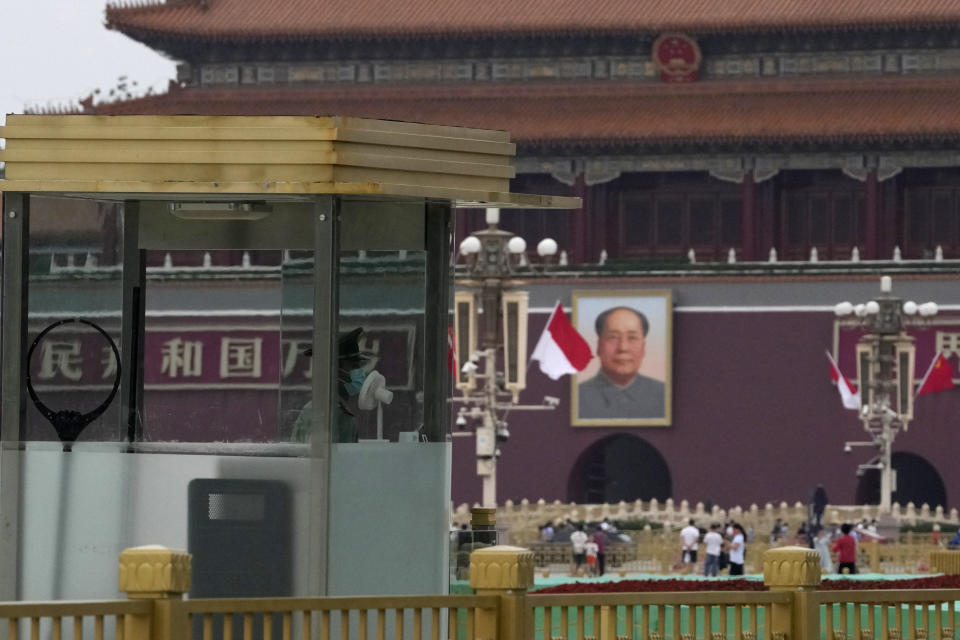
105;18;960;48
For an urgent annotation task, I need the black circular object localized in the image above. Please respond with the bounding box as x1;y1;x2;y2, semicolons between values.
26;318;122;445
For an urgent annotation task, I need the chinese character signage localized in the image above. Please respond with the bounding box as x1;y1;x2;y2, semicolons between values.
28;320;416;391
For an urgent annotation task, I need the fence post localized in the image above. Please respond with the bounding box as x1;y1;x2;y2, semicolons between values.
867;541;880;572
470;545;534;640
118;545;192;640
763;546;821;640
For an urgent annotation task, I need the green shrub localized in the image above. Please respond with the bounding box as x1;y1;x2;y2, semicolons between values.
900;521;954;534
610;518;663;531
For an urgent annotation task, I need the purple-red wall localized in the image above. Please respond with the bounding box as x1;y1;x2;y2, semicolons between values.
451;310;960;509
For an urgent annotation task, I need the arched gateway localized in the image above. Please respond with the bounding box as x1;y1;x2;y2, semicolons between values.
567;434;671;504
855;452;947;510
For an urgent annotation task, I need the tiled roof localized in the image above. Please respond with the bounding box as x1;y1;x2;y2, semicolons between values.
105;0;960;39
85;77;960;146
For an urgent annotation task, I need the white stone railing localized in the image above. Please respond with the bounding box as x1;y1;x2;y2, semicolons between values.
452;499;960;545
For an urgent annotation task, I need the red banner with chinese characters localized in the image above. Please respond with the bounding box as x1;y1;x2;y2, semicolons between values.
28;318;416;391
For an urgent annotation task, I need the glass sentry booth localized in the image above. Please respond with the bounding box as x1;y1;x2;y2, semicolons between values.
0;115;577;601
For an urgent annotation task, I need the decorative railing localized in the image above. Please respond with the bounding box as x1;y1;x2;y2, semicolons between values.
526;592;791;640
527;540;772;576
184;595;498;640
813;590;960;640
462;500;959;547
3;544;960;639
0;600;152;640
859;542;940;574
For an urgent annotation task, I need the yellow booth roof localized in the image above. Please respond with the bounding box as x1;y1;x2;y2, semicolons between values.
0;115;579;209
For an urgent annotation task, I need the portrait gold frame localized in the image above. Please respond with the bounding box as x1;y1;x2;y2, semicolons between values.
570;290;673;427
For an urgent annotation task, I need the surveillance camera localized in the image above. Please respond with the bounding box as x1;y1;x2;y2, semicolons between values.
455;414;467;427
543;395;560;407
496;427;510;442
461;361;479;374
844;443;852;453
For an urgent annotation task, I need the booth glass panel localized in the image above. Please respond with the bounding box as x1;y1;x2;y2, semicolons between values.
327;199;452;597
280;250;316;443
140;249;317;444
24;195;124;443
336;250;426;443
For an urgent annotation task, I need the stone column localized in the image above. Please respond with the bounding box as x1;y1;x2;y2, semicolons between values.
864;169;879;260
741;170;757;261
763;546;822;640
119;545;192;640
572;175;588;264
470;546;534;640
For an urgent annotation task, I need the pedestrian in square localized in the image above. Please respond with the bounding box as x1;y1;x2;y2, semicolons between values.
728;523;746;576
584;537;599;577
832;523;858;574
592;527;607;576
703;523;723;577
680;519;700;573
570;524;588;575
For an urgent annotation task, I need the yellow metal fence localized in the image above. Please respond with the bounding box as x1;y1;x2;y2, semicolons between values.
185;595;499;640
814;590;960;640
526;592;791;640
3;545;960;640
0;600;152;640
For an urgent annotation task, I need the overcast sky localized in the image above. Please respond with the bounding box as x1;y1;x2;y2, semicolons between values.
0;0;177;127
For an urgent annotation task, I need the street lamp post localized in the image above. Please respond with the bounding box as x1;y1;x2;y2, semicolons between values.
835;276;938;513
454;208;559;508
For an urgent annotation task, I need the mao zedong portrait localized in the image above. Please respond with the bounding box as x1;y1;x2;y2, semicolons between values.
577;307;665;420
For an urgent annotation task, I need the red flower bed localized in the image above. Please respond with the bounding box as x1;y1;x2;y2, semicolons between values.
533;575;960;595
534;579;765;594
820;575;960;591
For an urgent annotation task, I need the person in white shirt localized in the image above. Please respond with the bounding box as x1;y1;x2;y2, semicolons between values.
569;524;588;575
680;519;700;572
703;523;724;577
728;523;746;575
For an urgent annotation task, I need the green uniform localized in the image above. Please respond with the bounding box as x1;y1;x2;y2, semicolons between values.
291;401;358;443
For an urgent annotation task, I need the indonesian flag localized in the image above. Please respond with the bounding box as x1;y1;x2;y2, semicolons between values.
916;352;955;397
826;350;860;410
530;302;593;380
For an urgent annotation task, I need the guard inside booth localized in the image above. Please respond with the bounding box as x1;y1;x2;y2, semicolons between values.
0;114;578;603
293;327;366;444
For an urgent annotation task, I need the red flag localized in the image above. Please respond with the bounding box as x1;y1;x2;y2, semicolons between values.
530;302;593;380
826;350;860;410
916;352;954;397
447;327;456;371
